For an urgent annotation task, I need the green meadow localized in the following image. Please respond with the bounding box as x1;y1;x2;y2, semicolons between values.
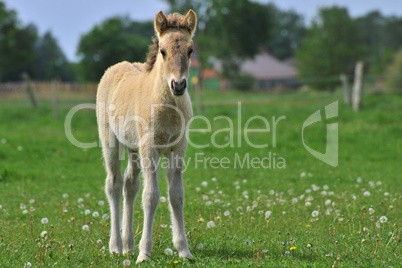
0;91;401;267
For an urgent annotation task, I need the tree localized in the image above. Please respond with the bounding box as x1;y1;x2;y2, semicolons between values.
265;5;306;60
0;1;37;81
77;16;152;81
32;31;76;81
161;0;273;79
384;49;402;94
295;6;366;91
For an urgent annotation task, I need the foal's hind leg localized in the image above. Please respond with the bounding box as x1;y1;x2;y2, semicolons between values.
122;149;141;253
166;144;193;259
103;139;124;253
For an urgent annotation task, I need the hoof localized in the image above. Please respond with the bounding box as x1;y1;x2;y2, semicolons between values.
109;237;123;254
136;252;151;264
179;250;194;259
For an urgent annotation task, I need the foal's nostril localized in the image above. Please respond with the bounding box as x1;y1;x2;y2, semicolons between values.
177;79;187;90
171;80;175;89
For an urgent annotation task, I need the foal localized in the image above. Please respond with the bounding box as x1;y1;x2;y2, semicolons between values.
96;10;196;263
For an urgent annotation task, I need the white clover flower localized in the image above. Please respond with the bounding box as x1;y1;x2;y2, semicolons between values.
291;198;298;204
224;210;230;216
325;199;331;206
93;211;99;217
63;193;69;198
41;218;49;224
85;209;91;215
201;181;208;187
311;210;319;217
160;196;166;203
24;262;32;268
41;231;48;238
122;259;131;266
164;248;173;255
305;201;311;207
265;211;272;218
379;216;387;223
244;239;251;245
78;198;84;203
363;191;370;197
98;200;104;206
211;177;216;182
198;243;204;249
368;208;375;215
206;221;215;228
82;225;89;231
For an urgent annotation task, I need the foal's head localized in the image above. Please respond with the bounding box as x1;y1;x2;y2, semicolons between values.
153;10;197;96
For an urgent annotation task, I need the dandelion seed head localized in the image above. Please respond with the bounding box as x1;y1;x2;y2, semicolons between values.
41;218;49;224
379;216;387;223
311;210;319;217
92;211;99;217
82;225;89;231
195;187;200;192
291;198;298;204
160;196;167;203
201;181;208;187
357;177;362;183
325;199;331;206
17;146;23;151
368;208;375;215
211;177;216;182
305;201;311;207
265;211;272;218
363;191;370;197
24;262;32;268
97;239;102;244
63;193;69;198
1;138;6;144
78;198;84;203
22;209;28;214
122;259;131;266
41;231;48;238
206;221;215;228
244;239;251;245
384;192;389;196
29;199;35;204
198;243;204;249
85;209;91;215
164;248;173;255
98;200;104;206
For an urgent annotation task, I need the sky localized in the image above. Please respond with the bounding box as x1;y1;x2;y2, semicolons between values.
3;0;402;61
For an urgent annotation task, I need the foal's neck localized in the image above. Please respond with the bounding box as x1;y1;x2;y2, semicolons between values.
151;58;176;105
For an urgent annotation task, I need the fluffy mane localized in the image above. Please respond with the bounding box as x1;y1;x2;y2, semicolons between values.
145;13;187;72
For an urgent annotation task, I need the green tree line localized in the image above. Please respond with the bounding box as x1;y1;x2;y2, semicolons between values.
1;0;401;91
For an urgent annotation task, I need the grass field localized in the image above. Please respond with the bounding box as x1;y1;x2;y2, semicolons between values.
0;90;401;267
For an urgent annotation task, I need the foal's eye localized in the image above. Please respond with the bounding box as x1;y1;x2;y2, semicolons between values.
188;48;193;56
160;49;166;57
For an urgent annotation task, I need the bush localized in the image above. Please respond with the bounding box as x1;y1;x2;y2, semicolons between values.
384;49;402;94
231;74;256;91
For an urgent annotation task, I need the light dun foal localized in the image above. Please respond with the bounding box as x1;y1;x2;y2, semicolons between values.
96;10;196;263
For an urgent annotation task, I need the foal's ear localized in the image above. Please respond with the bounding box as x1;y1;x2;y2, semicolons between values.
154;11;168;36
183;9;197;36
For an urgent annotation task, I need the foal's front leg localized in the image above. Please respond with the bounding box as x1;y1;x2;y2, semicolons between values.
136;147;161;263
122;150;141;253
167;146;193;259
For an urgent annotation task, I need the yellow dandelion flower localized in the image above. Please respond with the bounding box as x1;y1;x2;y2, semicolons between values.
173;261;179;264
22;223;27;226
198;218;204;223
62;245;65;248
290;246;296;250
70;216;75;220
306;224;311;227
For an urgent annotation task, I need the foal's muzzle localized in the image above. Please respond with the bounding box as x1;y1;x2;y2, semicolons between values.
171;79;187;96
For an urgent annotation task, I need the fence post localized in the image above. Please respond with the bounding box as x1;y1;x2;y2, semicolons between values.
340;74;350;104
191;76;202;115
352;62;364;112
51;79;59;119
21;73;37;108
